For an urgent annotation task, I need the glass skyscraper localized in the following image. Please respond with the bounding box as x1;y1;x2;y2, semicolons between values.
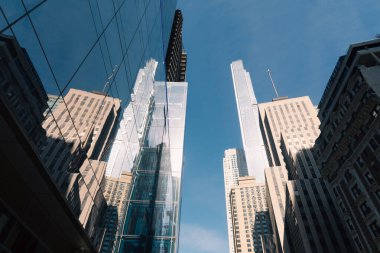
0;1;186;252
230;60;269;182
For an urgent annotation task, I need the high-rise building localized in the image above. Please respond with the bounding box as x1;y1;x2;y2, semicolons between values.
105;60;158;178
0;35;96;252
260;96;352;252
230;176;275;253
223;149;249;253
166;10;187;82
0;34;48;149
41;88;121;249
227;60;274;253
1;0;185;252
101;172;133;253
230;60;269;181
116;77;188;252
316;39;380;253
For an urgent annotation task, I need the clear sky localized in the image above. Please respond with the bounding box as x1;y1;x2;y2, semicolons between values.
177;0;380;252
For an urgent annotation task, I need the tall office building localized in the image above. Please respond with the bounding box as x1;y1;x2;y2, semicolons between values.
230;177;275;253
230;60;269;181
316;39;380;252
166;10;187;83
0;35;97;252
105;60;158;178
260;97;352;252
227;60;274;253
0;34;48;149
101;172;133;253
223;149;249;253
1;0;184;252
115;72;188;252
42;88;121;249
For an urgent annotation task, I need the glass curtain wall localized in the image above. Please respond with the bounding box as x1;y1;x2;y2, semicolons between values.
0;0;180;252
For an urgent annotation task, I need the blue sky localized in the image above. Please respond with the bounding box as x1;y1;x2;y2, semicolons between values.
177;0;380;252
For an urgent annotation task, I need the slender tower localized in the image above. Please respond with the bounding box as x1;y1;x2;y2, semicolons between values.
230;60;269;182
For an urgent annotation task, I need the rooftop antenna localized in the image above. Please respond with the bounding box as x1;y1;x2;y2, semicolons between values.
267;69;279;98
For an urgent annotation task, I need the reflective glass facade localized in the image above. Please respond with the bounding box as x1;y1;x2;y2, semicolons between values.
117;79;187;253
230;60;269;182
1;0;183;252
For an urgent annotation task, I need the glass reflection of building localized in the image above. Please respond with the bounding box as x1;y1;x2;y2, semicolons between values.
104;58;187;252
0;0;185;252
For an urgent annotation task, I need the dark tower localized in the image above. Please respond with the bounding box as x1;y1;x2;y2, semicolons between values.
165;10;187;82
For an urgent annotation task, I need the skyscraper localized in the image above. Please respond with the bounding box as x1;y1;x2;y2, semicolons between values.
1;0;185;252
223;149;249;253
166;10;187;83
0;34;48;149
227;60;274;253
230;60;269;181
42;88;121;249
101;172;133;253
230;177;275;253
115;75;188;252
0;35;97;253
260;96;352;252
316;39;380;253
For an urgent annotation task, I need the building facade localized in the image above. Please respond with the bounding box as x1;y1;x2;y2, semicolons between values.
0;34;48;149
223;149;249;253
165;10;187;83
0;35;96;252
260;96;352;252
230;60;269;181
316;39;380;252
116;80;188;253
101;172;133;253
41;88;121;249
230;177;274;253
1;0;184;252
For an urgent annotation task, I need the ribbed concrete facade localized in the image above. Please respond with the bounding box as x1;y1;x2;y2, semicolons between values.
260;96;352;252
223;149;249;253
316;39;380;252
230;177;274;253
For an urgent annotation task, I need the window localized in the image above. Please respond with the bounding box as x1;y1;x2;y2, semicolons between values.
369;220;380;237
365;172;375;184
360;202;371;217
351;184;361;198
354;237;364;251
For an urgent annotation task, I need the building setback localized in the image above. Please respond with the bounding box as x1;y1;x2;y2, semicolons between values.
230;177;275;253
223;149;249;253
260;96;352;252
316;39;380;253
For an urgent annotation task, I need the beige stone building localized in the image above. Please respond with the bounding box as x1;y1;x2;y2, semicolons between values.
101;172;133;253
223;148;249;253
41;88;121;249
230;177;274;253
260;96;352;252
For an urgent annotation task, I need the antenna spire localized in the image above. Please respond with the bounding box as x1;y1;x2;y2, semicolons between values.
267;69;279;98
